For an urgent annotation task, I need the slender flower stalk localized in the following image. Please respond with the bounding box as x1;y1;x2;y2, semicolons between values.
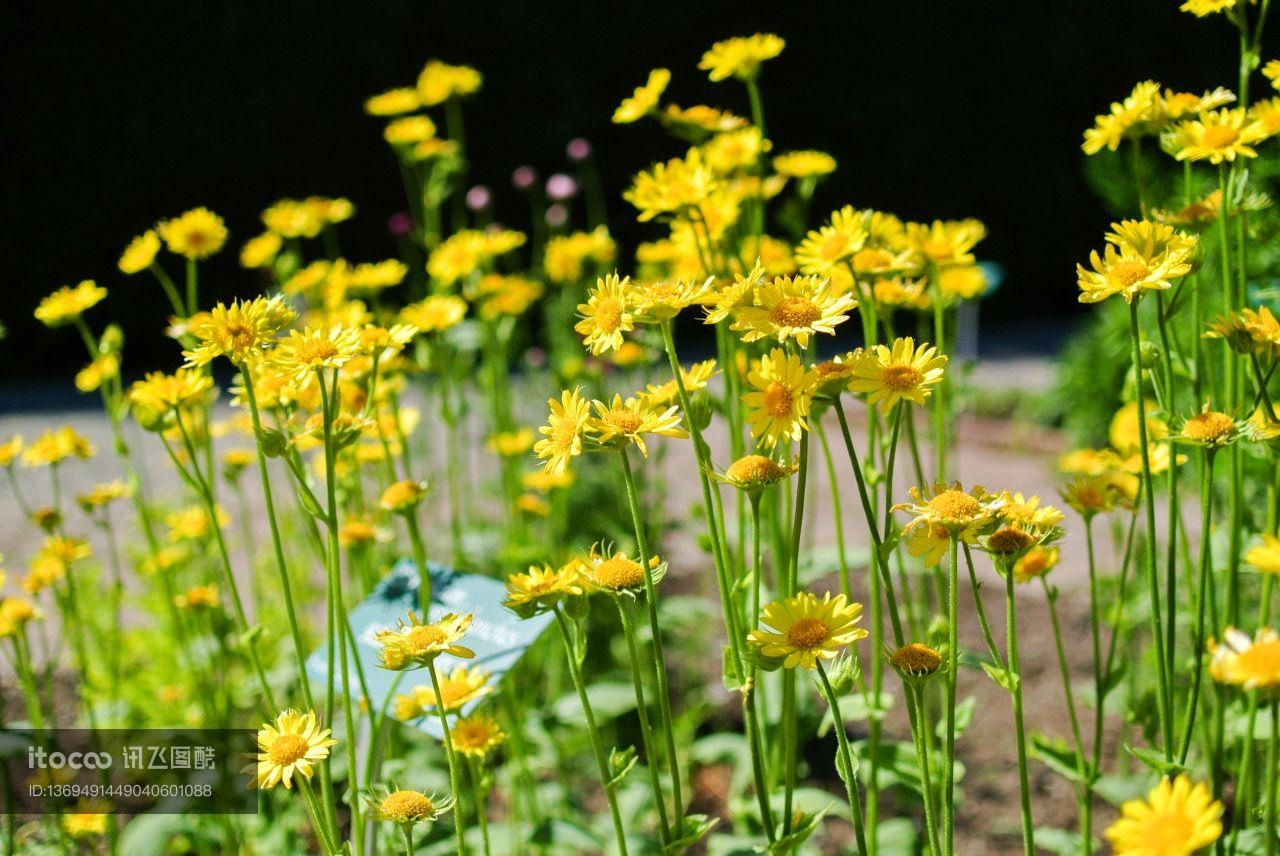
815;660;870;856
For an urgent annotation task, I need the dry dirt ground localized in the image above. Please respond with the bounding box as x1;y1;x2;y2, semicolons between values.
1;359;1119;853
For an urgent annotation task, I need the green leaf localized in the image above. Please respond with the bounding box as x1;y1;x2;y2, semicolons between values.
1123;743;1186;777
1031;733;1094;785
842;690;894;722
1033;826;1093;855
118;814;195;856
607;745;638;788
875;818;918;855
981;661;1020;693
835;745;860;785
691;733;749;766
665;814;719;854
553;682;636;726
935;696;977;741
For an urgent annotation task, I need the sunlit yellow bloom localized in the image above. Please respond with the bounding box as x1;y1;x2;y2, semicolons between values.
20;427;95;467
376;612;475;670
175;584;219;610
118;230;161;274
246;709;337;790
400;295;467;333
0;436;22;467
1059;474;1123;517
1206;305;1280;357
733;275;856;347
273;325;361;381
451;713;506;758
379;480;429;513
504;562;584;618
76;480;131;513
184;297;296;366
795;206;869;274
907;219;986;268
772;150;836;179
1180;0;1240;15
75;355;119;394
704;261;766;325
543;228;616;283
35;281;107;328
128;368;214;415
470;274;543;319
1081;81;1163;154
748;591;867;670
904;522;952;567
1177;407;1239;448
384;115;438;146
847;337;947;413
1110;402;1170;454
486;429;535;458
416;60;482;106
895;481;1001;539
624;148;717;221
522;469;573;493
1105;774;1222;856
1077;243;1192;304
936;265;988;301
639;359;718;408
588;394;685;457
579;546;664;595
574;273;635;354
427;230;511;284
614;68;670;123
890;643;944;679
711;453;798;494
534;388;592;475
699;33;785;82
1209;627;1280;690
262;198;324;239
240;232;283;269
742;348;818;448
1244;534;1280;576
1265;60;1280;90
1170;108;1267;164
417;666;493;713
631;276;716;321
166;504;228;542
0;597;40;638
368;789;452;827
662;103;749;136
1249;97;1280;135
1151;191;1222;232
364;87;421;116
702;127;769;174
1157;88;1236;127
157;207;227;260
1012;545;1061;583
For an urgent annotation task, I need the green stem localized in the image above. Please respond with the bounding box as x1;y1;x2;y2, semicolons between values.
745;495;776;842
906;685;944;856
1179;450;1216;764
427;661;470;856
817;661;870;856
942;534;960;856
616;601;672;845
1004;564;1034;856
466;756;491;856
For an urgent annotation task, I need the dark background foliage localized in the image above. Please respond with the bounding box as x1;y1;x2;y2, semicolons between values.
1;0;1254;397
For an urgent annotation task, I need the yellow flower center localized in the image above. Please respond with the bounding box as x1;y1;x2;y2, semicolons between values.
223;321;256;350
1202;124;1240;150
1183;411;1235;442
726;454;787;488
770;297;822;329
294;338;340;365
593;556;645;589
1110;261;1151;288
987;526;1034;555
1236;640;1280;683
266;734;309;767
405;624;447;654
881;364;923;391
604;409;645;435
594;298;623;333
785;617;830;650
380;790;435;822
890;643;943;676
764;381;795;418
929;490;981;521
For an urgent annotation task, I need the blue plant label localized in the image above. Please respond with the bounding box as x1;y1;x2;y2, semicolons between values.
306;560;551;739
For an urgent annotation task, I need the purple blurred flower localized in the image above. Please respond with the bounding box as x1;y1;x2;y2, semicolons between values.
545;203;569;228
511;166;538;191
566;138;592;162
466;185;492;211
387;212;413;238
545;173;579;201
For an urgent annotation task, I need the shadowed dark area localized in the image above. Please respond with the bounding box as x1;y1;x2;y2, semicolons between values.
1;0;1255;395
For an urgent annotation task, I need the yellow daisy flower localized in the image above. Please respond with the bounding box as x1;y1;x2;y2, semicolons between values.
1180;0;1240;15
631;276;716;322
588;395;685;457
534;387;592;475
384;115;438;146
795;206;869;274
20;427;95;467
847;337;948;413
0;597;40;638
504;562;584;618
1209;627;1280;690
486;429;535;457
1012;546;1060;583
747;591;868;670
699;33;785;82
400;295;467;334
118;230;161;274
895;481;1001;539
1264;59;1280;91
1244;534;1280;576
414;666;493;713
662;103;749;136
1170;108;1267;164
904;522;952;567
639;359;719;408
711;453;798;495
363;87;421;116
574;273;635;354
246;709;337;790
907;219;987;268
1249;96;1280;136
375;612;475;671
273;325;362;381
1081;81;1163;154
742;348;818;448
0;435;22;468
613;68;670;123
732;275;856;347
157;207;228;260
240;232;283;269
624;149;717;221
1105;774;1222;855
1159;86;1235;121
1076;243;1192;304
128;368;215;416
890;643;944;680
34;281;107;328
416;60;482;106
451;713;506;759
367;788;452;827
75;354;119;394
543;227;617;283
772;150;837;179
704;260;766;325
184;297;296;366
